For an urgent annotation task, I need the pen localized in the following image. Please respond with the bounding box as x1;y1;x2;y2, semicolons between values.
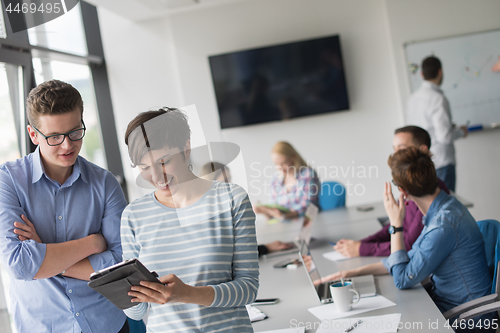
344;319;363;332
329;241;336;246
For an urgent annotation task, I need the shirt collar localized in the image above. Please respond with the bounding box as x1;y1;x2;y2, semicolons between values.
32;147;44;184
31;147;87;185
423;190;448;226
422;80;442;92
65;158;86;187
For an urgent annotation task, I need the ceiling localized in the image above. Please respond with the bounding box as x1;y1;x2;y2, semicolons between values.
85;0;249;21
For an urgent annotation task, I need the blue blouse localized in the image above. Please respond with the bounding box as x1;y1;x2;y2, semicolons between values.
383;190;491;312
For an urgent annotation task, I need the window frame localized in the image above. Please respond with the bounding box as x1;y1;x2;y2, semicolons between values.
0;1;128;200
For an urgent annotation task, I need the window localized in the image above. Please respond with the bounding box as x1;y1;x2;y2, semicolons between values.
0;1;126;193
27;4;87;56
0;63;23;164
0;4;128;331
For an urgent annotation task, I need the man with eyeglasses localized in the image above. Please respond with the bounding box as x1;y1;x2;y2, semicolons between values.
0;80;129;333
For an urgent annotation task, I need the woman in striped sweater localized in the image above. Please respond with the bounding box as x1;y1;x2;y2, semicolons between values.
121;108;259;332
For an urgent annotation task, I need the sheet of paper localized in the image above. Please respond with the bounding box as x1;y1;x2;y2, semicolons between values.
322;250;349;262
308;295;396;321
315;313;402;333
257;328;305;333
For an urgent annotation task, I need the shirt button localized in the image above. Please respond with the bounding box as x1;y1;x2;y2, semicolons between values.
409;275;414;279
68;289;72;293
58;216;62;220
76;312;79;317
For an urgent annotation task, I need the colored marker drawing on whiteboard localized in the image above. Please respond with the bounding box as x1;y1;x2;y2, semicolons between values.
492;56;500;72
409;63;419;74
448;55;493;91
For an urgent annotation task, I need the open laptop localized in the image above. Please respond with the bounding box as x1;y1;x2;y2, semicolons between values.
298;240;377;303
262;203;319;258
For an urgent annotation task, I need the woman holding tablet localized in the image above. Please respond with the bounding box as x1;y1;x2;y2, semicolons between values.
254;141;320;219
121;108;258;332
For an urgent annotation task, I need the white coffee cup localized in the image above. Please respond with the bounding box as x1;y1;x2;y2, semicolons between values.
329;280;360;312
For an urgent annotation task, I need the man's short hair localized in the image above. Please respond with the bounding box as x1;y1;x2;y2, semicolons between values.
395;125;431;148
388;146;438;197
26;80;83;128
124;108;191;167
421;56;442;80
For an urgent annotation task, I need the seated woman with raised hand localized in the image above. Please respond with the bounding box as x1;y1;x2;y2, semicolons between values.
322;147;492;328
334;125;450;258
254;141;320;220
121;108;259;332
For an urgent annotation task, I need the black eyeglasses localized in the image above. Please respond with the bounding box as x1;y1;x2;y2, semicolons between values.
32;120;86;146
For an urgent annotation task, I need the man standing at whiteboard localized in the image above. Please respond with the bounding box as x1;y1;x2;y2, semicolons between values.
406;56;468;192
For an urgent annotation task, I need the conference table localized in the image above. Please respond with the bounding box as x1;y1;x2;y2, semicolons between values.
252;202;454;332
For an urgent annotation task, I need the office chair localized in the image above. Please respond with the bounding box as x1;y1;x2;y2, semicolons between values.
127;318;146;333
443;219;500;321
318;181;346;211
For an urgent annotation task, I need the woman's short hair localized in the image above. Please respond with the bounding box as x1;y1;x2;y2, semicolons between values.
125;108;190;167
388;146;438;197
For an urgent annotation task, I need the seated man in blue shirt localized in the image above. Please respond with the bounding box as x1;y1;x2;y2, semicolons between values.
321;147;492;331
0;80;129;333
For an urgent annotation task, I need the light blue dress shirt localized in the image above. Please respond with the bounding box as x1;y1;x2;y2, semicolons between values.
383;190;491;312
0;147;127;333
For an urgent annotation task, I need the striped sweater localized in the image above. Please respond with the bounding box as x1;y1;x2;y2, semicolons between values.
121;181;259;332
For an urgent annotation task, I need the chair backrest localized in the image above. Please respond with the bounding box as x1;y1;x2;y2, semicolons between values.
477;219;500;295
127;318;146;333
318;181;346;211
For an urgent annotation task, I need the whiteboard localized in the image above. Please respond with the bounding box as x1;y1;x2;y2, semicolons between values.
405;29;500;127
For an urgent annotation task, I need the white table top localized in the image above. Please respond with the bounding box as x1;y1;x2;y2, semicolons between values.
253;204;454;332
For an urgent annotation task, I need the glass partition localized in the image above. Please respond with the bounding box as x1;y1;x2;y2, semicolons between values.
27;4;87;56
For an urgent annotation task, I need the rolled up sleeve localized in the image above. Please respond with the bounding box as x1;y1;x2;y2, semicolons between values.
0;170;47;280
383;225;456;289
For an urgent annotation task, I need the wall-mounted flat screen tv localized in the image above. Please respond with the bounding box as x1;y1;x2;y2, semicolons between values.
208;35;350;129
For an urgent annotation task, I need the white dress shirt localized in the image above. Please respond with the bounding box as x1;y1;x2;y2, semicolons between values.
406;81;465;169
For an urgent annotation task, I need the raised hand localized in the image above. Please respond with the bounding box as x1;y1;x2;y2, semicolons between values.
383;182;405;227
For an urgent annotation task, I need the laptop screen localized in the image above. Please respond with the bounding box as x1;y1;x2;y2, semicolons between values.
298;203;319;245
299;240;322;285
298;240;377;301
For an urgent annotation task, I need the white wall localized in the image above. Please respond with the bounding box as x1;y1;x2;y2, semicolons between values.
98;7;184;199
167;0;400;206
99;0;500;221
385;0;500;221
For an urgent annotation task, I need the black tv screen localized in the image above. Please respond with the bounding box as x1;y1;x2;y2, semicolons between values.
209;35;350;129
